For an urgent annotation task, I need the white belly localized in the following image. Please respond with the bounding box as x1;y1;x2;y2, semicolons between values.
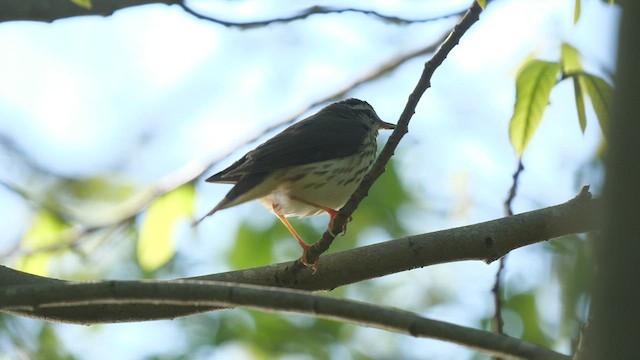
258;154;373;217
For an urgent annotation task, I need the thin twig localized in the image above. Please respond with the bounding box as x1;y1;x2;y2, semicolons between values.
179;3;466;28
491;160;525;358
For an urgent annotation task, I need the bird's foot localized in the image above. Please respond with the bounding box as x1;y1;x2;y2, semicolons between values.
327;213;352;237
300;247;319;274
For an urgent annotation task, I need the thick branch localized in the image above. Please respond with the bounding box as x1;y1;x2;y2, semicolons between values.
0;189;598;323
0;281;569;360
0;0;178;23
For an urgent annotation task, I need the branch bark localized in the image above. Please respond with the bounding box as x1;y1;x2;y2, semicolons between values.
0;0;178;23
0;280;569;360
0;188;598;323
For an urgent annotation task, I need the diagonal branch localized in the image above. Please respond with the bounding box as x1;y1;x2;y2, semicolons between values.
0;187;598;322
304;0;484;266
0;280;569;360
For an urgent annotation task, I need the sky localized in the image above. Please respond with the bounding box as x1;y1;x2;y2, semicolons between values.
0;0;619;359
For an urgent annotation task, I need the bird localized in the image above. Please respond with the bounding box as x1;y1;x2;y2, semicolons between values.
197;98;395;266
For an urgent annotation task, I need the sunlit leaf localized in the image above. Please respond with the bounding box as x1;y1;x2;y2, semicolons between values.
572;76;588;133
580;73;612;139
17;211;72;276
137;184;195;272
70;0;92;10
573;0;581;24
509;60;561;157
561;43;582;75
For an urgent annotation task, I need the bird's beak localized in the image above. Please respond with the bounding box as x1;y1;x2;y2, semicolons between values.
378;120;396;130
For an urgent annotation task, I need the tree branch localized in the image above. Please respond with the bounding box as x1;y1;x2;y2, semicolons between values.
0;188;598;323
0;280;569;360
1;0;464;24
179;4;465;28
304;0;484;265
0;0;179;23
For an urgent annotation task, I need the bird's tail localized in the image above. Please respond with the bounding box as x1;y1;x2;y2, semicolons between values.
192;206;219;227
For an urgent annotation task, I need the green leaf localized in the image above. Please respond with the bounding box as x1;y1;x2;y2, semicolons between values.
137;184;195;272
476;0;487;9
573;0;581;24
70;0;92;10
561;43;583;75
505;293;552;346
17;211;71;276
580;73;612;139
229;221;275;269
573;76;587;133
509;60;561;157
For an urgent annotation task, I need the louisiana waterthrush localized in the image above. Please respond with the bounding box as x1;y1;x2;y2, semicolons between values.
198;98;395;266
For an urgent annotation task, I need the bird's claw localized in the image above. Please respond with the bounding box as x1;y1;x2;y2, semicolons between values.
300;250;319;274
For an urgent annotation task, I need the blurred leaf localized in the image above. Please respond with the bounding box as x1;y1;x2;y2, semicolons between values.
137;184;195;272
214;310;342;359
573;0;581;24
58;176;135;204
476;0;487;9
505;292;552;347
549;235;593;339
36;324;75;360
573;76;588;133
509;60;561;157
352;160;410;238
561;43;583;75
70;0;92;10
230;221;275;268
580;73;612;139
17;210;72;276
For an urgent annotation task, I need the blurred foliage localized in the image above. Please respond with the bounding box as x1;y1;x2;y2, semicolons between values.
137;184;195;272
171;310;349;360
33;324;75;360
503;292;551;347
55;176;136;206
17;210;74;276
549;235;593;345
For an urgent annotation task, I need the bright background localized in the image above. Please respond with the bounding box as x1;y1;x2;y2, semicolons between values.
0;0;618;359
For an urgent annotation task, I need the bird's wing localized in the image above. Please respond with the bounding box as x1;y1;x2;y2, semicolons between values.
206;110;367;183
